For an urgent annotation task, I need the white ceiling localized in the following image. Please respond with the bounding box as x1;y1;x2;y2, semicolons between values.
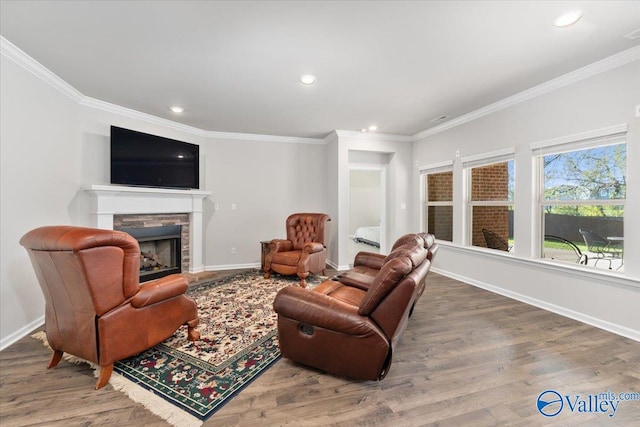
1;1;639;139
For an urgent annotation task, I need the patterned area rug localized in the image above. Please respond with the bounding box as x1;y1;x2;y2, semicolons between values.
33;270;323;427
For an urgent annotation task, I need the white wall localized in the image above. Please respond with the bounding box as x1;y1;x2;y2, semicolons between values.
327;132;413;269
1;55;81;346
202;138;327;269
0;47;328;348
413;59;640;339
348;169;381;235
77;107;329;270
324;133;341;267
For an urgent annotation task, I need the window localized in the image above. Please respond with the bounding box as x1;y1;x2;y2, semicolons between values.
463;150;514;251
533;129;626;271
421;166;453;241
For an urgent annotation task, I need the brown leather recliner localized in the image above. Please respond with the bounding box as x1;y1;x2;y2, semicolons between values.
273;240;432;381
264;213;330;288
338;233;438;296
20;226;200;389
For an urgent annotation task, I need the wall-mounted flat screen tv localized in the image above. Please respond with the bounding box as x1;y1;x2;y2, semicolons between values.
110;126;199;189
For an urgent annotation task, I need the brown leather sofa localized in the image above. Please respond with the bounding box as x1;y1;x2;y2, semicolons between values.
338;233;437;301
273;233;435;381
20;226;200;389
264;213;330;288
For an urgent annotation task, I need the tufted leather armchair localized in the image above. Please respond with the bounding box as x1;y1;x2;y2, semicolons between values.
20;226;200;389
264;213;330;288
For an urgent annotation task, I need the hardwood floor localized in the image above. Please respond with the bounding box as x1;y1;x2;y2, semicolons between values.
2;271;639;426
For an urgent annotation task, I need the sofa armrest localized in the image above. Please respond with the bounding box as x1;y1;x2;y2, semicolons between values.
273;286;378;336
353;252;386;270
131;274;189;308
338;271;375;291
270;239;293;253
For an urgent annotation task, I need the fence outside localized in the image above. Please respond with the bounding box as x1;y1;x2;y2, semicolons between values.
543;213;623;243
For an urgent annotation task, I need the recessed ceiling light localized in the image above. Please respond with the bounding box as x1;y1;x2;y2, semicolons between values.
300;74;316;85
553;10;583;28
368;125;378;131
360;128;367;133
170;106;184;113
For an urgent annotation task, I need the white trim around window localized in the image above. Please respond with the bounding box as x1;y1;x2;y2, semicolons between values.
463;151;515;249
531;125;627;271
418;160;454;175
530;123;627;152
461;147;515;168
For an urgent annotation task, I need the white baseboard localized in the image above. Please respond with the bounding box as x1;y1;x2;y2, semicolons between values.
326;260;351;271
205;262;261;271
432;267;640;342
1;315;45;351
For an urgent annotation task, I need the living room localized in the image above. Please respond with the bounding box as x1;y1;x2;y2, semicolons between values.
1;1;639;425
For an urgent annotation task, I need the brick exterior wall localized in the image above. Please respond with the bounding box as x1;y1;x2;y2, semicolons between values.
471;163;510;247
428;172;453;201
114;213;190;272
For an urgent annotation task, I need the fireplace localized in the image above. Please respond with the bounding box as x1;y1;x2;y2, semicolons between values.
121;225;182;282
85;184;211;274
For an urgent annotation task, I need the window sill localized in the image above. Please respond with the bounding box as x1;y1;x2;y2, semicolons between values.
433;239;639;289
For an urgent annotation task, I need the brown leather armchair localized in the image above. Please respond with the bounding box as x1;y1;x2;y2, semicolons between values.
264;213;330;288
273;240;431;381
20;226;200;389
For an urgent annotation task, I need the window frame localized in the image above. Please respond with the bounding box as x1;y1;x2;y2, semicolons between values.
531;124;627;268
462;148;515;250
420;161;454;242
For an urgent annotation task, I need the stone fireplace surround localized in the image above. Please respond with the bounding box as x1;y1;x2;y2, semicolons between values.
85;185;210;273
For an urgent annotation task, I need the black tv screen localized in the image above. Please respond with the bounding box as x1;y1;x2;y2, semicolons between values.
110;126;199;189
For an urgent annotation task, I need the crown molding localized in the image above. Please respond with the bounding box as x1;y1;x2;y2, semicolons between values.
4;35;638;146
324;130;340;144
1;36;84;102
413;45;640;141
324;129;413;144
2;36;325;145
334;129;413;142
79;97;209;136
202;131;325;145
80;97;326;144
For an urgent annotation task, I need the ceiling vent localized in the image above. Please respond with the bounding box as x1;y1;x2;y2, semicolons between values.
623;28;640;40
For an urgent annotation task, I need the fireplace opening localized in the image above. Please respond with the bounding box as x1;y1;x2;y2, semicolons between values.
121;225;182;282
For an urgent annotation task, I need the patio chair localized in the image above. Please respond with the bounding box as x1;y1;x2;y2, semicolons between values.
543;235;588;265
578;229;622;269
481;228;511;251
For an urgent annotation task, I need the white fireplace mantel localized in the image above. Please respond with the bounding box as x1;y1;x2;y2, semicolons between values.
84;184;211;273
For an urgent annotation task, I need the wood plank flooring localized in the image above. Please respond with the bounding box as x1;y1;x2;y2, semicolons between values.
2;271;639;426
